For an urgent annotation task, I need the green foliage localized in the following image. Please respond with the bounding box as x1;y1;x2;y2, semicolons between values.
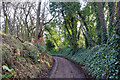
51;39;119;79
1;1;120;79
46;40;55;51
85;46;119;79
70;44;119;79
33;43;46;52
58;46;73;57
1;65;15;78
27;51;38;63
1;32;53;78
2;65;13;72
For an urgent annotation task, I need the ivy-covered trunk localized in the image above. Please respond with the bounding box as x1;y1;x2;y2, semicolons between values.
115;2;120;53
108;2;115;37
116;3;120;75
97;3;107;44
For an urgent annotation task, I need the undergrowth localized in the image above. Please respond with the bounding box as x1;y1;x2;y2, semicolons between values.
0;32;53;78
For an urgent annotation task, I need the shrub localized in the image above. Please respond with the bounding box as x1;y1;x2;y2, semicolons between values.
46;40;55;51
33;43;46;53
71;45;119;79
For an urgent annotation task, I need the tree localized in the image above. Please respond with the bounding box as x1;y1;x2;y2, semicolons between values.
116;1;120;53
35;1;54;42
97;3;107;44
2;2;8;34
108;2;115;37
35;2;41;40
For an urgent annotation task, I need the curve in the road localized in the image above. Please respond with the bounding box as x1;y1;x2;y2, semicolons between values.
49;56;86;78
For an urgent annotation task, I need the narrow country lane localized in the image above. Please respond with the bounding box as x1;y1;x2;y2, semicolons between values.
49;56;86;78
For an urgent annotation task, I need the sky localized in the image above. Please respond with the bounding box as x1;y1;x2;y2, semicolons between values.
79;0;87;9
0;0;87;30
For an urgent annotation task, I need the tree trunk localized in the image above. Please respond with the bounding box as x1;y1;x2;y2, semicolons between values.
2;2;8;34
96;13;102;45
92;3;102;45
116;2;120;32
39;3;45;38
97;3;107;44
78;12;96;47
108;2;115;37
35;2;41;40
116;1;120;53
83;31;89;48
116;2;120;78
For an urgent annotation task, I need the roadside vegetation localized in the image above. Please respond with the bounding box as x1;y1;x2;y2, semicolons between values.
0;1;120;79
0;32;53;78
